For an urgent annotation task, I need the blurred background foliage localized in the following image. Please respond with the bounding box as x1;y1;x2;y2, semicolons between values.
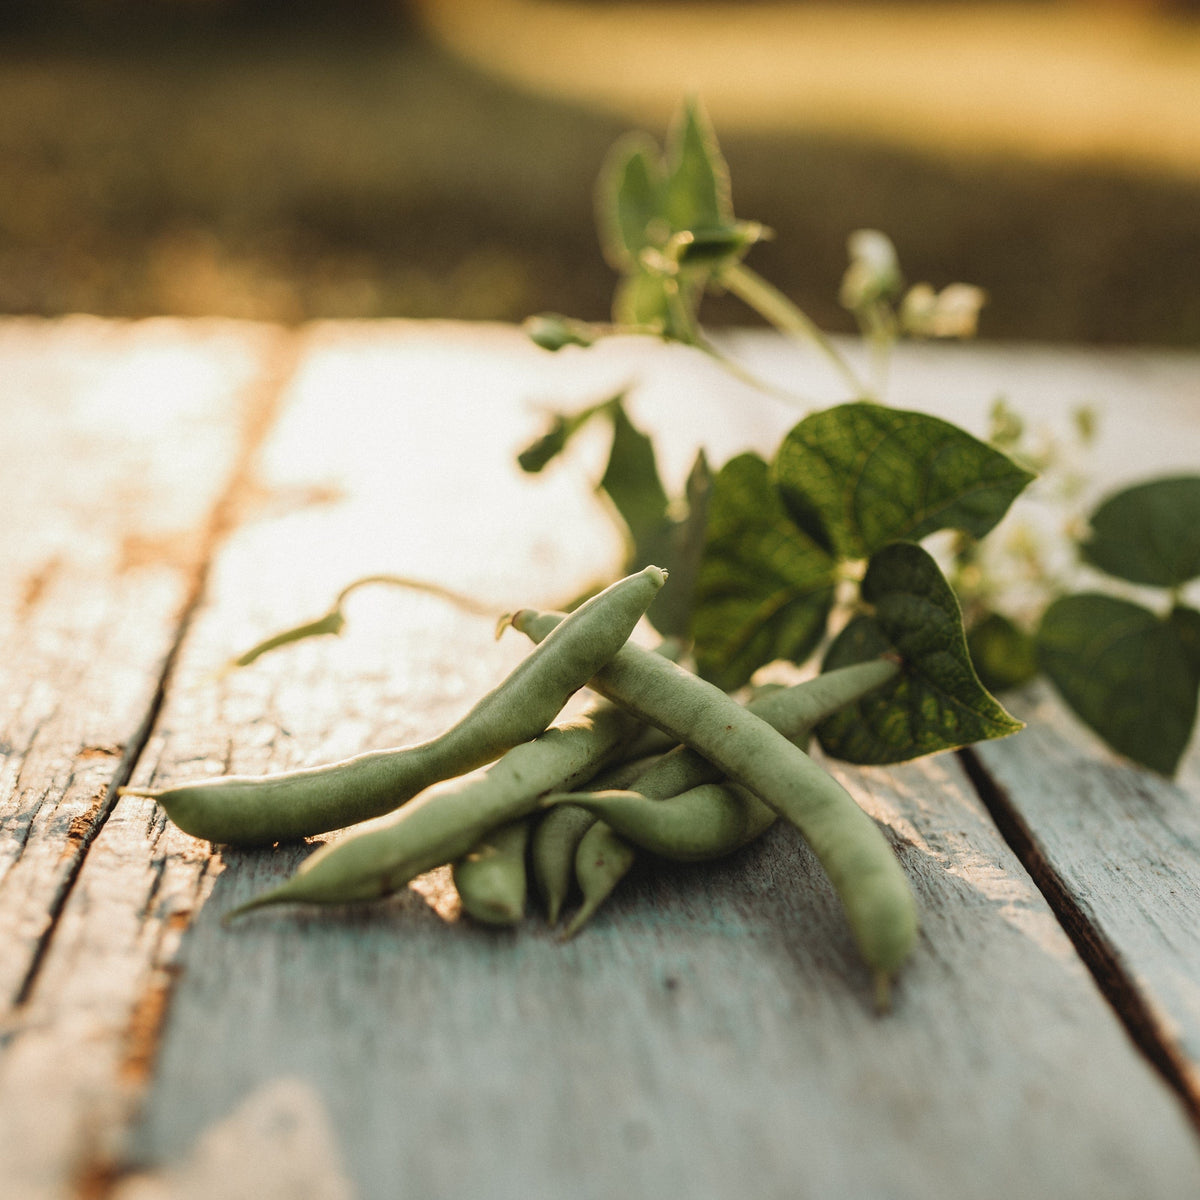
1;0;1198;343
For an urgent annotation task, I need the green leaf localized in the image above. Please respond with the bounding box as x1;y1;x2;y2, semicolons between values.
595;132;668;273
664;98;733;234
523;313;600;352
774;402;1036;561
967;611;1039;693
646;449;712;640
691;453;836;691
1037;593;1200;776
1080;475;1200;588
664;221;770;271
1170;604;1200;672
598;398;672;564
818;541;1023;763
516;394;621;474
230;608;346;668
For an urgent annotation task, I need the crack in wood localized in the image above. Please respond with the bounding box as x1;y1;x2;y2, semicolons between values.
61;793;107;861
120;964;184;1087
0;785;53;881
9;333;305;1017
958;746;1200;1135
69;858;219;1199
137;852;170;924
0;711;53;830
78;745;126;761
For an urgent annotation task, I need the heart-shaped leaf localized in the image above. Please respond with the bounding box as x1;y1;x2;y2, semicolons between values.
1080;475;1200;588
1037;593;1200;776
774;403;1035;560
818;541;1022;763
691;452;836;691
596;132;667;272
664;98;733;235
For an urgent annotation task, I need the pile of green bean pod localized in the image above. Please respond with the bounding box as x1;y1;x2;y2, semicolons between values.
143;564;919;1005
517;627;900;937
510;609;918;1006
223;697;646;920
122;565;665;845
451;817;533;925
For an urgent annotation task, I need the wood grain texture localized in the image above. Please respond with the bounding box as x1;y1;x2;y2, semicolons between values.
0;318;293;1199
3;321;1200;1200
969;683;1200;1116
102;326;1200;1198
119;755;1200;1200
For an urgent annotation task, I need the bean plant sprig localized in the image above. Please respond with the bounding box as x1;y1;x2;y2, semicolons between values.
521;98;1199;777
139;99;1197;1013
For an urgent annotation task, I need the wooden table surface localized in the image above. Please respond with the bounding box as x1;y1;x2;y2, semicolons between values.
2;317;1199;1200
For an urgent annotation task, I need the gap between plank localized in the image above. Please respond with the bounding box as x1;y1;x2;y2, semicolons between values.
957;746;1200;1137
11;327;306;1011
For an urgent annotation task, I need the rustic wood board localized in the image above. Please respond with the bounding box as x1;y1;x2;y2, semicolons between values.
101;325;1200;1197
117;753;1200;1200
0;317;293;1199
969;684;1200;1115
3;320;1200;1199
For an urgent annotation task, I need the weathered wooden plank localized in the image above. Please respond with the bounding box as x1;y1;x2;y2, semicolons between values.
968;685;1200;1117
0;320;627;1200
6;322;1200;1199
116;759;1200;1200
64;324;1199;1198
0;317;294;1198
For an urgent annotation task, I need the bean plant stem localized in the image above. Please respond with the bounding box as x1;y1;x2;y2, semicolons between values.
333;573;498;617
721;262;871;399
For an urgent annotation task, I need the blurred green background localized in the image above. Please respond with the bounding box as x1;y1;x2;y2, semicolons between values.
2;0;1198;344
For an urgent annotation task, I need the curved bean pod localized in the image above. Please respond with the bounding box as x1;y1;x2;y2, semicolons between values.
530;804;596;925
561;821;638;940
540;658;900;930
125;565;665;846
223;699;645;922
545;783;776;863
530;753;660;924
512;609;918;1003
452;817;532;925
630;659;900;800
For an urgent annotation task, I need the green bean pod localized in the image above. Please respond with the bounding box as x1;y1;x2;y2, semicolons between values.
513;610;918;1001
542;658;901;929
629;659;900;800
126;565;665;846
223;699;646;922
561;821;638;940
530;804;596;925
530;753;660;924
452;817;532;925
545;783;776;863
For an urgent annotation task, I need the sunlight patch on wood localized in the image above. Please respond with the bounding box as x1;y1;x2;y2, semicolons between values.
110;1077;356;1200
408;864;463;923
